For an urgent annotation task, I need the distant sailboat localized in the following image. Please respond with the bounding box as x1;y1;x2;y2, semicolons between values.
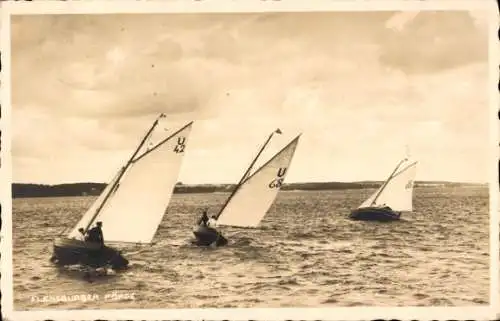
192;129;301;246
349;158;417;221
50;114;193;271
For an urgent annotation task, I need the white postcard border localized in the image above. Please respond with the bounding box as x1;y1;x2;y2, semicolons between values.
488;0;500;314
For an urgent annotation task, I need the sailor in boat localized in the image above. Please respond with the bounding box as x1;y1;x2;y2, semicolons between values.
197;209;209;227
208;215;217;227
192;209;226;245
377;203;402;218
85;221;105;247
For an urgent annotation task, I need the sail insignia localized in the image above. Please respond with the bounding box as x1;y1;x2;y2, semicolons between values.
215;134;301;228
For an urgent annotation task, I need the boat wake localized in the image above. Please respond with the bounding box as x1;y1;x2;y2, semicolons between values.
54;265;122;283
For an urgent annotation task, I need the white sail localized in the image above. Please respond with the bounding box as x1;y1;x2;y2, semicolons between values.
67;170;122;239
216;136;300;228
359;188;378;209
71;122;193;243
359;161;417;212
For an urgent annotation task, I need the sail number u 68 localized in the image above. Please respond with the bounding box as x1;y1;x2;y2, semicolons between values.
268;167;287;189
174;137;186;153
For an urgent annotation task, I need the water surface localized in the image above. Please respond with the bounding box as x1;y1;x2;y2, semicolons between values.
12;187;489;309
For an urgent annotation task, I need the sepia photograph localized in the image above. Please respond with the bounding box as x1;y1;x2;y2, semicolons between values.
1;0;497;320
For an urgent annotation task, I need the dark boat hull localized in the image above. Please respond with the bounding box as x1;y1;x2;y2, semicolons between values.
349;206;401;222
50;238;129;270
192;226;228;247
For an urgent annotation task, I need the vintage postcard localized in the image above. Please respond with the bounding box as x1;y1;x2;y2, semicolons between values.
0;0;498;320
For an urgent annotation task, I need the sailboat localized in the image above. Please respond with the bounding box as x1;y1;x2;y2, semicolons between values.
349;158;417;221
50;114;193;271
192;128;301;246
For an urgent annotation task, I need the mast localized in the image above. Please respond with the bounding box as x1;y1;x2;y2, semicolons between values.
370;158;408;206
83;113;166;232
214;128;282;220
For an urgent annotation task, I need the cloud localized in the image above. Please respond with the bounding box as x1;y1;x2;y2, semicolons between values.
379;11;488;74
10;12;491;184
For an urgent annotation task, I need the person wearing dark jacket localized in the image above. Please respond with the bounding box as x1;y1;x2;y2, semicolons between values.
85;221;104;247
197;210;209;227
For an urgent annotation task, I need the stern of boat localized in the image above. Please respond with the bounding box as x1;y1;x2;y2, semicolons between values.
192;226;227;247
51;237;92;266
51;237;129;270
349;206;401;222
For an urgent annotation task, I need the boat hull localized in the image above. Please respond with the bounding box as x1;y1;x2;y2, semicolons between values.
192;226;228;247
50;238;129;270
349;206;401;222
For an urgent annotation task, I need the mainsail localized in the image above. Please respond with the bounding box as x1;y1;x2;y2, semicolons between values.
67;169;122;240
359;159;418;212
215;135;300;228
68;120;193;244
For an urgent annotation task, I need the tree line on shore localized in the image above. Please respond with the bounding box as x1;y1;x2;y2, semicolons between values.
11;181;484;199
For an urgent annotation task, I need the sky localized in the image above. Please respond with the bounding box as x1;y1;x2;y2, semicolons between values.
10;11;492;184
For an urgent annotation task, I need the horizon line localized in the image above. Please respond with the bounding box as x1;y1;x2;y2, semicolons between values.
11;179;489;186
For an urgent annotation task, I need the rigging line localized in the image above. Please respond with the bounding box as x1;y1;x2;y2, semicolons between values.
214;129;282;220
83;114;166;232
215;133;301;221
370;158;408;206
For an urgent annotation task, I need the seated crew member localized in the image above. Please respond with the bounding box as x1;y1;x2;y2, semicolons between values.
197;209;209;227
86;221;104;247
207;215;217;228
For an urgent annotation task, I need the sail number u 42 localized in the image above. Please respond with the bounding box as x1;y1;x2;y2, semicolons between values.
174;137;186;154
268;167;287;189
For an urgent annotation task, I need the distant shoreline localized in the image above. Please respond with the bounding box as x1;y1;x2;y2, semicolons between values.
11;181;487;199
